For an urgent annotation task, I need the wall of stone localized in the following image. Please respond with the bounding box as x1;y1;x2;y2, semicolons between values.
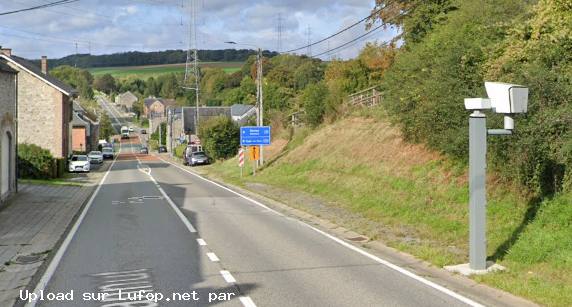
0;71;17;202
6;63;69;158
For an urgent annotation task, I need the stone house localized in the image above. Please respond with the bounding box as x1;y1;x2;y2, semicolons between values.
115;91;138;110
0;60;18;203
0;49;78;159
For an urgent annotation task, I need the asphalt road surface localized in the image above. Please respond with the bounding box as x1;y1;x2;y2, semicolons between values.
28;133;485;307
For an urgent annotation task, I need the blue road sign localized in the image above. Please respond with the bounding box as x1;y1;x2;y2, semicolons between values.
240;126;271;146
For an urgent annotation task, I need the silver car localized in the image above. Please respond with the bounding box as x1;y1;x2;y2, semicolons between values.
88;151;104;164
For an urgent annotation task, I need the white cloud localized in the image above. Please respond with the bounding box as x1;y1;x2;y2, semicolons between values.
0;0;391;61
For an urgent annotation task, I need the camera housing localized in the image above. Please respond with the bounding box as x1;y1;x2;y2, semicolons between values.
484;82;528;114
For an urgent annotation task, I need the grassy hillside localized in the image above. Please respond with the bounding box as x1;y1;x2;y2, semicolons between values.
201;108;570;307
88;62;243;79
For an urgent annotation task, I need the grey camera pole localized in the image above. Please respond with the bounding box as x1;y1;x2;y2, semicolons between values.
469;111;487;270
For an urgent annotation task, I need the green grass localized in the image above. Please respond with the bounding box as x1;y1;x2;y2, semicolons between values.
201;113;572;307
88;62;244;80
19;178;85;187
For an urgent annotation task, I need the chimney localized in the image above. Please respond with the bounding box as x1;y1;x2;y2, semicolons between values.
41;56;47;74
0;46;12;56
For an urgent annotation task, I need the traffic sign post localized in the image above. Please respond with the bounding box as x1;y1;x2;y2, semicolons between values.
250;146;259;160
238;148;244;178
240;127;271;146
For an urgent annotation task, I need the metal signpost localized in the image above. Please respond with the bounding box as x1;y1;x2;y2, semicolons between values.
240;126;270;176
238;148;244;178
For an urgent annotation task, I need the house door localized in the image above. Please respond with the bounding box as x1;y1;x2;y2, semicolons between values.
1;131;12;196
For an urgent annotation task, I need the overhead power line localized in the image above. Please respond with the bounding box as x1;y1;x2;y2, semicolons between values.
0;0;80;16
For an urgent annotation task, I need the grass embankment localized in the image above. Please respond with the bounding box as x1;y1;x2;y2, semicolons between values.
201;108;571;307
88;62;243;79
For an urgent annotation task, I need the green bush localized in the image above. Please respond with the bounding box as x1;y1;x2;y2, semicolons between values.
198;115;240;160
55;158;67;178
18;143;56;180
174;145;186;158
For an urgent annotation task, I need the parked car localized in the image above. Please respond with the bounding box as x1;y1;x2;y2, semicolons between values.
69;155;90;173
140;147;148;154
140;129;146;134
183;144;202;166
188;151;210;167
102;147;114;159
158;146;167;153
87;151;103;164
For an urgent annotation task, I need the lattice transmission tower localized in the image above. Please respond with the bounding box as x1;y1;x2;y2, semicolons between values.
183;0;200;134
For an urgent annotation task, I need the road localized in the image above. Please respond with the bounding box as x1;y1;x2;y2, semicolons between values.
26;102;487;307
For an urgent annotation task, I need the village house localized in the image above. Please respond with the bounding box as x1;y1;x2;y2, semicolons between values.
0;59;18;203
143;98;166;118
115;91;138;110
0;48;78;159
72;101;100;153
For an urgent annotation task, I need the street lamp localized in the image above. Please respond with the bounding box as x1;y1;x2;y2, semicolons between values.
226;41;264;166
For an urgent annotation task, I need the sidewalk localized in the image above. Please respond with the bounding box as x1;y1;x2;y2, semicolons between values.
0;166;106;307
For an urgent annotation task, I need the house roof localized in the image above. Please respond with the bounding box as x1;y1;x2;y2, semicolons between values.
72;111;89;127
0;54;78;96
0;60;18;74
231;104;255;117
144;98;164;107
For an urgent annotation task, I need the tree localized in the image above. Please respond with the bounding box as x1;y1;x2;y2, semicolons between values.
99;113;114;141
300;82;329;127
50;65;94;100
93;74;116;95
366;0;458;44
198;115;240;160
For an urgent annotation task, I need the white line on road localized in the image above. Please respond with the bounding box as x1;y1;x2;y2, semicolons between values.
161;158;487;307
197;238;207;246
239;296;257;307
220;270;236;283
206;252;220;262
25;159;115;307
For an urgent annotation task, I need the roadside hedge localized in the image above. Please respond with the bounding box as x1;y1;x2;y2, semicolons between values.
18;143;56;180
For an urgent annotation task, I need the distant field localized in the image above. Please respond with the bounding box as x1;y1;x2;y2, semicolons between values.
88;62;244;79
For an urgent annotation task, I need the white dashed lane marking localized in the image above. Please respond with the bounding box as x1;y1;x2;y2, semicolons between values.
220;270;236;283
197;238;207;246
207;253;220;262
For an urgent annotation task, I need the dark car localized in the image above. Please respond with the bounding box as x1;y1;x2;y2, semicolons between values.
189;151;210;167
140;147;148;154
140;129;146;134
158;146;167;153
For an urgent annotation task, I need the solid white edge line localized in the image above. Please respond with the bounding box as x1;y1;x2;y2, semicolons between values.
197;238;207;246
157;186;197;233
161;158;486;307
143;169;197;233
220;270;236;283
24;159;115;307
206;252;219;262
239;296;257;307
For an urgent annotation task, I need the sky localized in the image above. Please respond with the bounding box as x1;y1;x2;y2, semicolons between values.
0;0;399;61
